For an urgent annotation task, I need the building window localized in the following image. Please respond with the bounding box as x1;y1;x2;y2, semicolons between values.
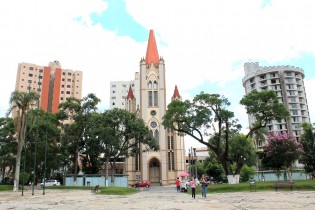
67;79;71;82
287;72;292;76
271;85;277;90
168;151;174;171
62;78;65;81
112;90;116;93
112;102;115;105
154;91;158;106
289;90;295;96
148;91;153;106
61;91;64;94
63;72;65;75
29;73;33;77
168;136;174;150
66;91;70;94
67;85;71;88
111;96;116;99
68;72;72;76
112;84;116;88
60;97;63;100
29;67;34;70
288;84;294;89
153;81;158;89
62;85;64;88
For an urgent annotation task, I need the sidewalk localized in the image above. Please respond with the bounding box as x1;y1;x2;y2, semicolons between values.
0;186;314;209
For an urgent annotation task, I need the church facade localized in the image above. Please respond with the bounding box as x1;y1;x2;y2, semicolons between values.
112;30;186;185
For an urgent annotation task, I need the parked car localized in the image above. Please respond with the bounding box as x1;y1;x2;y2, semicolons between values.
40;179;61;187
130;180;151;188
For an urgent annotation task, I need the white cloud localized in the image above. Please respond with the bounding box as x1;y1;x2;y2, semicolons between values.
0;0;314;134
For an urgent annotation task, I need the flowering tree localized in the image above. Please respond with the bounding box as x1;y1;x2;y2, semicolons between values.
262;132;304;180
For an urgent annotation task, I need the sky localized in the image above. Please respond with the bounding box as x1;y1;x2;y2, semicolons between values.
1;0;315;151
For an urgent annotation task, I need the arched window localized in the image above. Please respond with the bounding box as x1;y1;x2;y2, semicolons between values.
148;81;152;90
148;80;158;107
153;81;158;89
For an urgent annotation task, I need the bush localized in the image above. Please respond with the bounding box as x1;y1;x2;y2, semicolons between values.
0;177;14;185
19;172;31;185
240;164;255;182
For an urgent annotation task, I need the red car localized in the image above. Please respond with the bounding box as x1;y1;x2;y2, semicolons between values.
130;180;151;188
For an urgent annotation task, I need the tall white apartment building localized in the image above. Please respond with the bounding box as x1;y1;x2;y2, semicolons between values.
242;62;311;148
110;73;140;110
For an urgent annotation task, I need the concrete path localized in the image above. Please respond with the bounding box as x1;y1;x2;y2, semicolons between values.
0;185;314;209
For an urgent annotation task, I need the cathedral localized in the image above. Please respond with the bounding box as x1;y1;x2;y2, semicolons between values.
123;30;186;185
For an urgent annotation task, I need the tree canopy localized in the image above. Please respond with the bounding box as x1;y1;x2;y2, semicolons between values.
299;123;315;175
262;132;303;174
240;90;290;138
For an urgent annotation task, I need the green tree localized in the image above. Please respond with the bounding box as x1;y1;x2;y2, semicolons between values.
26;109;63;183
162;93;241;175
57;93;101;185
240;90;290;139
299;123;315;177
97;108;159;180
203;156;225;182
229;134;257;174
7;91;40;191
262;132;303;180
240;164;256;182
81;113;104;174
0;117;17;180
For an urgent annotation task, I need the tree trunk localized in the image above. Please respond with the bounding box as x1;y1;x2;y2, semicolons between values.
13;114;26;192
73;148;78;186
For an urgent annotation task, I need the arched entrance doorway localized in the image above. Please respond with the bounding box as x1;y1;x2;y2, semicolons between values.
149;158;160;183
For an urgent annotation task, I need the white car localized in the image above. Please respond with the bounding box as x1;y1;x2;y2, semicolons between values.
40;179;61;187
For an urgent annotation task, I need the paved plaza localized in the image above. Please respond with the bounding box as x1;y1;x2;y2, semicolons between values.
0;185;314;210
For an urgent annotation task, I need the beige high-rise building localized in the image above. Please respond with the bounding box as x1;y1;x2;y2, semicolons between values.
14;61;82;117
112;30;186;185
242;62;311;149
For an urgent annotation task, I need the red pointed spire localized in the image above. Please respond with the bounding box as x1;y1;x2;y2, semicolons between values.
173;85;180;98
145;30;159;65
127;85;135;100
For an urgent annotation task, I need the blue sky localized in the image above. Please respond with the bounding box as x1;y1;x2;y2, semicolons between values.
1;0;315;149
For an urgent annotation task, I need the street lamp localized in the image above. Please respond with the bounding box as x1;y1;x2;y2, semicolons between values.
21;81;31;196
43;110;49;195
188;149;191;177
193;148;197;178
32;73;42;195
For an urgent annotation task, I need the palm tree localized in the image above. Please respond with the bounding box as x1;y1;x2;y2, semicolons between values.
7;91;39;192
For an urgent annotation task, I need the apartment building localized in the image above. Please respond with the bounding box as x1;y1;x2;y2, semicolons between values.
242;62;311;148
110;73;140;110
14;60;82;117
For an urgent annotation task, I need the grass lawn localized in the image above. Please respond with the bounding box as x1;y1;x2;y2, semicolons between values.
194;180;315;194
0;180;314;195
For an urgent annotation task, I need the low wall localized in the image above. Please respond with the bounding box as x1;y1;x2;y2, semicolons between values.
65;175;128;187
253;170;309;182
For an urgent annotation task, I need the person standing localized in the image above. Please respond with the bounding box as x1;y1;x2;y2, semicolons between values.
190;176;196;199
176;177;181;192
201;175;208;198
